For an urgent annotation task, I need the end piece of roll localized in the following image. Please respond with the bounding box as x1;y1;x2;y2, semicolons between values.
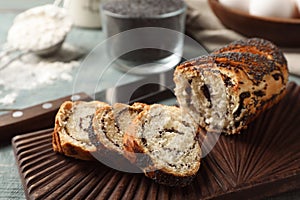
174;38;288;134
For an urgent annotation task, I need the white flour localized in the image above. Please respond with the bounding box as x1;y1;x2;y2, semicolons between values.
0;56;78;90
7;4;72;52
0;92;18;105
0;44;81;106
0;5;80;106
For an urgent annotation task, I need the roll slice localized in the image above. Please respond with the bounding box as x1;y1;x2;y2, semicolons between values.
91;102;148;172
52;101;108;160
124;104;201;187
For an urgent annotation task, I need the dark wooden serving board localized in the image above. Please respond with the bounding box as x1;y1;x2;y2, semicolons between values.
12;83;300;200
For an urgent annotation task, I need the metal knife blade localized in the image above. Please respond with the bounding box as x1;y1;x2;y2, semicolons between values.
0;71;175;142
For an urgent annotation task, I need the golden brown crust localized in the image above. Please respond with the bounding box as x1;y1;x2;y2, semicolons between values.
174;38;289;134
52;101;108;161
52;101;73;156
212;38;287;66
57;142;95;160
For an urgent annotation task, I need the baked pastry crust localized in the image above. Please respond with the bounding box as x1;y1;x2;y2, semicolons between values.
52;101;108;160
174;38;288;134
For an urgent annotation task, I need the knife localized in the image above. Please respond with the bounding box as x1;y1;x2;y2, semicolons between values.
0;72;175;142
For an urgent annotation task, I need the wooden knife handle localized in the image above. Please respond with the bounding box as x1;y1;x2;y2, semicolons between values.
0;92;91;142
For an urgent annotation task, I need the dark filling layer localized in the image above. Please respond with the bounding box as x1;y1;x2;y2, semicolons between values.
201;84;212;107
65;114;95;147
233;92;251;119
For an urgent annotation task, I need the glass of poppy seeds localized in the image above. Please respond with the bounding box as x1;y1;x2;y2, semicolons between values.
101;0;186;74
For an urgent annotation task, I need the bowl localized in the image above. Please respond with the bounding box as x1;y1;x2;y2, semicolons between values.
208;0;300;47
100;0;187;74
